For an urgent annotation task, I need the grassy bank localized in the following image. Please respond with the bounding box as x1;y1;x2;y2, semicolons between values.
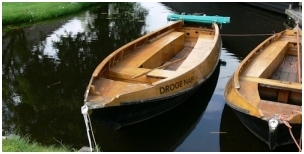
2;2;99;27
2;134;72;152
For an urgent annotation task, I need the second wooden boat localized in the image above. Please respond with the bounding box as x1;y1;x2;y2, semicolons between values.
82;14;229;129
224;25;302;150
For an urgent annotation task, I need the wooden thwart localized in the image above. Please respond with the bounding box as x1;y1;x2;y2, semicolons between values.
240;76;302;92
132;57;186;79
117;31;184;68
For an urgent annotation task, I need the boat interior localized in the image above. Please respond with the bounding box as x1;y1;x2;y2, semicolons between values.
239;30;302;118
87;22;216;101
93;23;215;84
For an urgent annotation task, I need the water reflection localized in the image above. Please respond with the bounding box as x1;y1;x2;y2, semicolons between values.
163;2;287;60
2;2;152;148
2;2;293;152
91;63;220;152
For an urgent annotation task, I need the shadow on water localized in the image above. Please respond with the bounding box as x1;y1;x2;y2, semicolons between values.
90;63;220;152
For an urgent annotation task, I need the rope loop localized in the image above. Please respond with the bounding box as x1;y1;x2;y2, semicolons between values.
278;113;302;152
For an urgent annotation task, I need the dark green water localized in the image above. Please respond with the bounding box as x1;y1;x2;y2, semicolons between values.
2;2;298;152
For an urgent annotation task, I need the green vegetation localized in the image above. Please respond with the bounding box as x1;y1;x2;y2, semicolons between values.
2;2;98;26
2;134;72;152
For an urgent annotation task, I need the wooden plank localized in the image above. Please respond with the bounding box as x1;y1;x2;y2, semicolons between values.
132;57;185;78
239;80;261;107
277;90;289;103
271;55;298;82
146;69;175;78
178;34;215;70
143;32;185;68
242;40;289;77
108;66;155;84
159;45;192;71
95;78;149;98
117;31;185;68
109;66;151;77
240;76;302;92
287;49;298;56
259;99;301;119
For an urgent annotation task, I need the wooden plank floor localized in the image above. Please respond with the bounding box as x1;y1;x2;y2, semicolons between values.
270;55;298;82
259;99;301;118
162;41;193;71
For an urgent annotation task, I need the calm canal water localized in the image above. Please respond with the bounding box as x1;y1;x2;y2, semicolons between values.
2;2;298;152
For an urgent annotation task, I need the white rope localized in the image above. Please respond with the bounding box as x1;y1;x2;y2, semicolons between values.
88;111;98;151
81;105;93;152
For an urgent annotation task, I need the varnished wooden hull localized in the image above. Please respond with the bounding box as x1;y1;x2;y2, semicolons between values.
224;27;302;150
91;89;195;129
84;20;222;128
91;63;220;129
92;64;219;129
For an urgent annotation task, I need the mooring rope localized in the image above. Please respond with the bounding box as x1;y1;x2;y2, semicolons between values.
220;33;275;37
88;111;98;151
279;112;302;152
81;105;98;152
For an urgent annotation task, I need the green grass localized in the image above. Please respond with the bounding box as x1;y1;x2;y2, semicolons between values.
2;134;72;152
2;2;97;26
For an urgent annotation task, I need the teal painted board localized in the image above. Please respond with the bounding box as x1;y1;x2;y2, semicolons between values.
167;14;230;24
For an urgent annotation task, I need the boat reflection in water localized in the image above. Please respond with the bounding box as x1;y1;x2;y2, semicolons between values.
220;104;300;152
90;63;220;152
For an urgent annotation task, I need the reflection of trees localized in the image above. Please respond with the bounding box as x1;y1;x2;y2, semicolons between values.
2;2;148;148
103;2;148;49
2;28;41;135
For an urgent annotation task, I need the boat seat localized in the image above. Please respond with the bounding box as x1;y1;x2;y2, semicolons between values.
146;69;174;78
240;76;302;92
109;65;174;80
240;40;294;104
108;66;151;81
241;76;301;104
116;31;185;68
242;40;289;78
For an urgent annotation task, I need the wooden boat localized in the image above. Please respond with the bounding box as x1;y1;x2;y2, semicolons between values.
82;14;229;129
224;25;302;150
